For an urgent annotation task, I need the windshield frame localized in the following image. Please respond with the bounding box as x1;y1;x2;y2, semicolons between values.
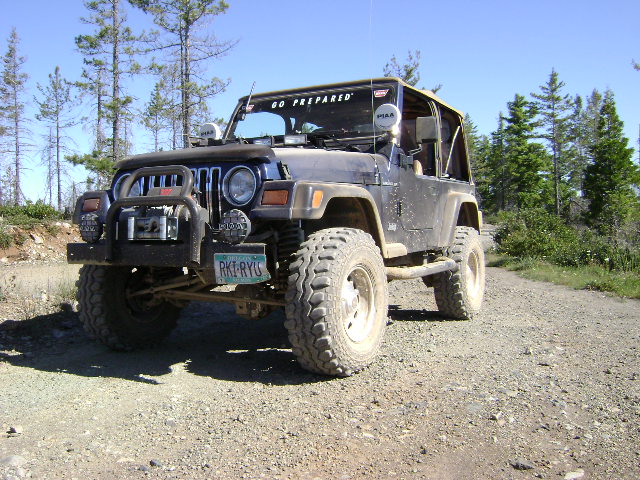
224;82;399;145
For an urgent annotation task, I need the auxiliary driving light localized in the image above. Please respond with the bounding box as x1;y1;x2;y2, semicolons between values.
218;209;251;244
79;213;103;243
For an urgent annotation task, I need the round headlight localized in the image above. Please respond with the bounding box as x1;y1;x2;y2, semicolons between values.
113;175;141;199
224;167;256;206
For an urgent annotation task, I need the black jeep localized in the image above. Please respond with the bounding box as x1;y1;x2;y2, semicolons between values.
68;77;485;376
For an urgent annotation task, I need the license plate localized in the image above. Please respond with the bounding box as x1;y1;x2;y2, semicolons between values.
214;253;270;284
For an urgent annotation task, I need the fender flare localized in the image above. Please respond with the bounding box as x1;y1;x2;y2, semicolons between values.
439;192;481;246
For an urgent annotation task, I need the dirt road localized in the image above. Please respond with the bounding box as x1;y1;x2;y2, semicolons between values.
1;264;638;479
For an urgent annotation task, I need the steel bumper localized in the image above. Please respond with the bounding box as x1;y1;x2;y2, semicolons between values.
67;241;266;268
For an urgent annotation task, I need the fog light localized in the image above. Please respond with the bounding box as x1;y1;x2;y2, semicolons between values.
79;213;103;243
218;209;251;244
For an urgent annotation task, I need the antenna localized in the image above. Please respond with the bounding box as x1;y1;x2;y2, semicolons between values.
239;81;256;120
245;81;256;111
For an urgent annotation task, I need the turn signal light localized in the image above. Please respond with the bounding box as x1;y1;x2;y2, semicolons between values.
261;189;289;205
312;190;324;208
82;198;100;212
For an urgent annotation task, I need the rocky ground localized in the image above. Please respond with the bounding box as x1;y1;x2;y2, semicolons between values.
0;227;638;479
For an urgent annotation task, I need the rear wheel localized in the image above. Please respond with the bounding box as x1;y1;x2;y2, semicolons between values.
76;265;182;350
432;226;485;319
285;228;388;376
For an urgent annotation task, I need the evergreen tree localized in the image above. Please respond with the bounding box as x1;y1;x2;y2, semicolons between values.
567;95;587;189
463;113;491;207
34;66;78;210
582;89;603;161
75;0;143;166
503;94;551;210
384;50;421;87
383;49;441;93
483;114;508;212
141;81;171;151
531;69;574;216
583;90;639;240
0;28;29;205
75;60;109;155
132;0;236;147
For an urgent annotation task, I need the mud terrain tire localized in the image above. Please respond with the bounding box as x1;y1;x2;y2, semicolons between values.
432;226;485;320
285;228;388;376
77;265;181;350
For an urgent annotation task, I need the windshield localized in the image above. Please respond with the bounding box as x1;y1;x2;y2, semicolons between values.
227;85;397;143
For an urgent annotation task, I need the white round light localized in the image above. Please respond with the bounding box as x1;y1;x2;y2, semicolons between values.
374;103;401;131
224;167;256;206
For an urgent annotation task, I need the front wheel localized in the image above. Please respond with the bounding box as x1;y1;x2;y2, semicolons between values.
76;265;182;350
432;226;485;320
285;228;388;376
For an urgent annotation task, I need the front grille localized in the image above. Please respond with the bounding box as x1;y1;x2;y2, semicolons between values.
137;167;221;227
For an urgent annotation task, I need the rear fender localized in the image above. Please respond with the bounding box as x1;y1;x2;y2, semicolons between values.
439;192;481;246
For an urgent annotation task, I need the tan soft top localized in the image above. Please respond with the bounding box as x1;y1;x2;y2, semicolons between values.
239;77;464;118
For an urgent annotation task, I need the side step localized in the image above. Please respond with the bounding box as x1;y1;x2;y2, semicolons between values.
386;258;457;280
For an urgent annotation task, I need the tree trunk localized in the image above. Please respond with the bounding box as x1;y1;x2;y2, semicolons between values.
112;0;120;165
182;21;192;148
13;88;20;206
56;119;62;211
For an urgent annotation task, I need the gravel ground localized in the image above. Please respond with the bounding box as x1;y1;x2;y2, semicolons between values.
0;263;639;479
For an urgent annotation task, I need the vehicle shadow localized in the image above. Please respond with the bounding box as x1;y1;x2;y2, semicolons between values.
0;302;328;386
387;304;449;322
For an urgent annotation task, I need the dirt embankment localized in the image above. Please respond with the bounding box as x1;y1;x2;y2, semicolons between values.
0;226;638;479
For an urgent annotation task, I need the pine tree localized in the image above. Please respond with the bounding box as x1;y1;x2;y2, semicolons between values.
582;89;603;162
484;115;508;212
567;95;587;187
503;94;551;210
531;69;574;216
35;66;78;211
141;81;171;151
132;0;236;147
383;49;441;93
75;60;109;155
0;28;29;205
583;90;639;240
384;50;421;87
75;0;143;166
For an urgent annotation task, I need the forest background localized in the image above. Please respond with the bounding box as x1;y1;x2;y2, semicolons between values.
0;0;639;295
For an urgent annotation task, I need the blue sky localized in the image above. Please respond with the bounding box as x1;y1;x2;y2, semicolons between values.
1;0;639;202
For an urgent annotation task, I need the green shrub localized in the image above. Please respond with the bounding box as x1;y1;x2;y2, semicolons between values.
44;223;61;236
494;208;579;259
0;227;12;249
0;200;59;220
494;208;640;273
13;232;27;246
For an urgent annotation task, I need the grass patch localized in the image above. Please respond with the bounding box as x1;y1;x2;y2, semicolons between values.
487;253;640;299
0;227;12;249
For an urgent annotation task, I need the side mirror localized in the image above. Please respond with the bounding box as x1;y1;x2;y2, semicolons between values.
416;116;438;144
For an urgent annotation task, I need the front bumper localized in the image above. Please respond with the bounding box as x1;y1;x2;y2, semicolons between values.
67;241;266;268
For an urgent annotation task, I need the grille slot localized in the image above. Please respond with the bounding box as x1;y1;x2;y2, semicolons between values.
127;167;221;227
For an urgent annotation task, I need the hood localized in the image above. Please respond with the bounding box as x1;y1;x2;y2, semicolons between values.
116;143;277;169
273;148;378;184
116;143;380;185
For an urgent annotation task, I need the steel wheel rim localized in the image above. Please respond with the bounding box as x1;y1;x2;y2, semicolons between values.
341;266;376;343
466;249;481;300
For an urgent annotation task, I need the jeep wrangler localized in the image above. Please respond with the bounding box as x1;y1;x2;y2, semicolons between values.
68;77;485;376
